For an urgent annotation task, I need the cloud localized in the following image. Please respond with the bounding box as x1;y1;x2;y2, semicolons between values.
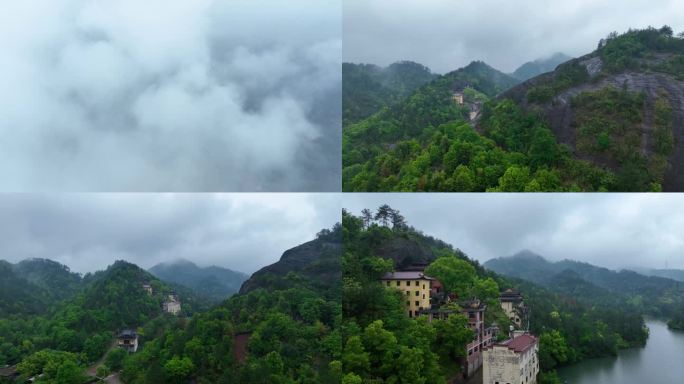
0;193;341;274
344;0;684;73
0;0;341;191
343;193;684;270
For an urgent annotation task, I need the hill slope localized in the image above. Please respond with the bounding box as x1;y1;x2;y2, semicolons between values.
239;224;342;295
149;259;247;302
497;26;684;191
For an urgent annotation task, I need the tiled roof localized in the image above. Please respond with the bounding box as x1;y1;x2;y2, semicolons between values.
501;334;537;353
381;271;434;280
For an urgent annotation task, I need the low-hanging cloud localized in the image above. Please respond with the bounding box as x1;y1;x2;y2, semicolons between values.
344;0;684;73
344;193;684;270
0;0;341;191
0;193;341;274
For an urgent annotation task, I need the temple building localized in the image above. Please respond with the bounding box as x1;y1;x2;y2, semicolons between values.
117;329;139;353
483;332;539;384
452;91;465;105
381;271;434;318
142;284;153;295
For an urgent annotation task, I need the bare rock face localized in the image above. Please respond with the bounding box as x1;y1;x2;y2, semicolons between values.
498;64;684;190
580;57;603;78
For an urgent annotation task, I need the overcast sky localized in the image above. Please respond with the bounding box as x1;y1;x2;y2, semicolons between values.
0;0;340;191
344;0;684;73
0;193;340;274
344;194;684;271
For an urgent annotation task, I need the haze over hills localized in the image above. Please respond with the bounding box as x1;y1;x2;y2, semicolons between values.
484;249;684;328
148;259;248;302
342;61;438;126
511;53;573;81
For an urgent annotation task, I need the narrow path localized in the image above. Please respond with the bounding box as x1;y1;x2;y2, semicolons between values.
86;340;117;377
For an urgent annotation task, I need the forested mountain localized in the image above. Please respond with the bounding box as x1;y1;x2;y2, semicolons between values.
342;206;647;384
499;26;684;191
343;61;528;191
13;259;83;302
0;259;208;383
119;224;342;383
239;224;342;294
0;261;51;315
484;250;684;329
342;61;437;126
344;26;684;192
149;259;247;302
512;53;572;81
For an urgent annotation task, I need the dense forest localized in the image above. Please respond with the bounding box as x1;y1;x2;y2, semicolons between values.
1;226;341;384
485;250;684;331
343;27;684;192
342;61;437;127
341;206;648;384
0;260;207;383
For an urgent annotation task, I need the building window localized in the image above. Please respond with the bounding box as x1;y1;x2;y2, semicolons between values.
415;291;419;296
406;281;410;286
423;294;425;299
406;301;410;306
415;281;419;286
415;301;419;306
396;281;400;286
406;291;410;296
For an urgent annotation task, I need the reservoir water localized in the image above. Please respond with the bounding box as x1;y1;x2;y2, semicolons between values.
557;320;684;383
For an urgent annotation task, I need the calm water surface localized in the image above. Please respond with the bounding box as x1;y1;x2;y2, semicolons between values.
558;320;684;383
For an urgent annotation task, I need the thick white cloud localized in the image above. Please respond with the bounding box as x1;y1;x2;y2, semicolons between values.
344;194;684;270
0;193;341;274
344;0;684;73
0;0;341;191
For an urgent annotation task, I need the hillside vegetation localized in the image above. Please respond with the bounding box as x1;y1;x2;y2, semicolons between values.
343;26;684;191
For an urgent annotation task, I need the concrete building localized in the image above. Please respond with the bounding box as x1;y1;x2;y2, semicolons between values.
163;292;181;315
381;271;434;318
142;284;153;295
483;332;539;384
500;289;526;328
452;91;465;105
117;329;139;353
462;299;498;377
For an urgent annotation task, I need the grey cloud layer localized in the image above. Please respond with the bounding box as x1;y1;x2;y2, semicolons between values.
344;194;684;270
344;0;684;73
0;193;341;274
0;0;341;191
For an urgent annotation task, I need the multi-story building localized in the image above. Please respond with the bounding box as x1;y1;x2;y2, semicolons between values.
381;271;434;318
462;299;498;377
500;289;526;328
142;284;153;295
483;332;539;384
117;329;139;353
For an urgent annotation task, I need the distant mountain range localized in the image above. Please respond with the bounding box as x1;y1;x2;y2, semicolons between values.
484;250;684;325
511;52;572;81
149;259;248;302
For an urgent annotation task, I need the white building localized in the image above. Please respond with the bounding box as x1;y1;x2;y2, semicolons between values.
483;332;539;384
117;329;139;353
163;293;181;315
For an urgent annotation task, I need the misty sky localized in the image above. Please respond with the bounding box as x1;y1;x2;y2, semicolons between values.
344;0;684;73
344;194;684;271
0;0;340;191
0;193;340;274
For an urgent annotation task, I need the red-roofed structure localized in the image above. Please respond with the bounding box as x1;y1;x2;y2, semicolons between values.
483;332;539;384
